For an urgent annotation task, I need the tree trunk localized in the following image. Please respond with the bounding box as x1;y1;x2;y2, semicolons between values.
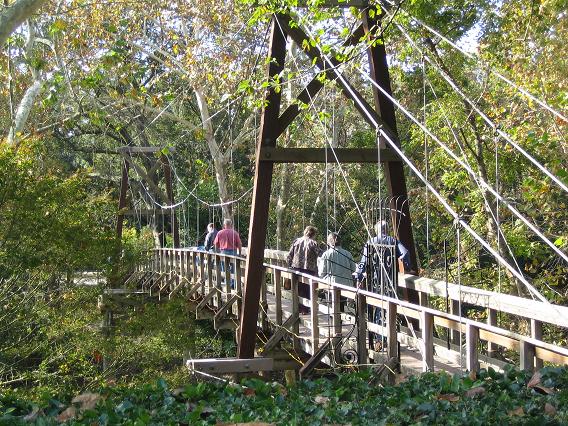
194;86;232;221
0;0;46;46
7;19;42;145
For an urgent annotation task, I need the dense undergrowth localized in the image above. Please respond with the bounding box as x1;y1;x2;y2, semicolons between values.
1;366;567;425
0;286;235;402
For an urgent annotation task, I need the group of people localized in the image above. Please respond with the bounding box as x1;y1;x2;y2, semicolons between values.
286;222;410;315
203;219;242;255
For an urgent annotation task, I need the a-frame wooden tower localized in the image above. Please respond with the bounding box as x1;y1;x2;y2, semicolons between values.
238;6;419;358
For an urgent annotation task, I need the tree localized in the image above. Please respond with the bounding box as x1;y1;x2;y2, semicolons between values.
0;0;46;46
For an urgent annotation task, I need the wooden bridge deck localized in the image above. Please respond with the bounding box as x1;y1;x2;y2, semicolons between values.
115;248;568;378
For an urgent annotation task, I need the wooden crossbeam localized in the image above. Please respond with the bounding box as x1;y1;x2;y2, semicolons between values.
187;280;204;299
299;340;331;379
196;288;219;319
214;294;238;323
188;357;274;374
263;314;300;353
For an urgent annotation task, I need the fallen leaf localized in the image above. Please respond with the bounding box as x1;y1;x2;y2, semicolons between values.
544;403;557;416
315;395;330;405
437;393;459;402
243;388;256;397
56;406;77;422
464;387;486;398
508;407;524;417
72;392;101;411
527;371;542;388
468;370;477;381
533;384;555;395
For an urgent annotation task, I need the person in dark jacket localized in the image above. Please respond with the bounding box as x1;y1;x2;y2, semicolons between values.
287;225;322;314
204;223;218;251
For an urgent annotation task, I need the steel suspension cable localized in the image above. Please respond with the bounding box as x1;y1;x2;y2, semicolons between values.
394;22;568;195
299;24;548;302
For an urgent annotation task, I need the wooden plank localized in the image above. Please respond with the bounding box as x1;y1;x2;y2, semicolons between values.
188;357;274;374
399;273;568;328
535;347;568;365
487;308;498;357
387;302;398;361
258;147;399;163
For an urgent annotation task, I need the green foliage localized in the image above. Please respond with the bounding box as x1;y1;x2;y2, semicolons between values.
2;367;568;424
0;142;115;277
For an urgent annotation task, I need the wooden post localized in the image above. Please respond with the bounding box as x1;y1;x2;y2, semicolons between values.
310;278;319;351
466;323;479;372
421;311;434;372
332;287;342;364
275;269;282;326
357;292;368;365
520;340;535;372
450;300;461;344
238;18;287;358
215;254;222;308
487;308;498;357
235;258;243;317
387;301;398;360
260;267;268;332
116;159;130;240
531;319;543;369
224;254;231;303
291;274;300;350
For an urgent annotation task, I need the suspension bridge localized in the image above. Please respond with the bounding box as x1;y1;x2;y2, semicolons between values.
104;4;568;381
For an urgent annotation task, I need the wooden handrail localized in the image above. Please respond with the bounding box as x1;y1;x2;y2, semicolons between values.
144;248;568;373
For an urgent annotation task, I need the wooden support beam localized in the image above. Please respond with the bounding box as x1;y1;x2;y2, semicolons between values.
258;147;400;163
238;18;287;359
299;340;331;379
276;14;399;143
263;314;300;353
188;357;274;374
122;209;172;216
116;159;130;240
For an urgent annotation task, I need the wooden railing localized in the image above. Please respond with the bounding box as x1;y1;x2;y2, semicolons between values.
135;247;568;373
